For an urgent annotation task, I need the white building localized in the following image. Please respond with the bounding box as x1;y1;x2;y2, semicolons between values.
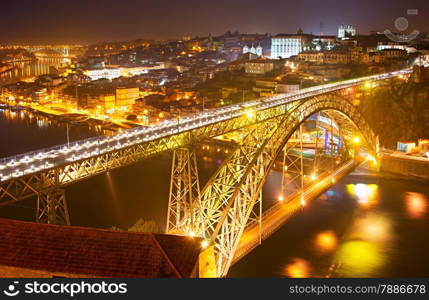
376;43;416;54
243;44;263;56
84;67;121;81
270;34;311;59
338;24;356;39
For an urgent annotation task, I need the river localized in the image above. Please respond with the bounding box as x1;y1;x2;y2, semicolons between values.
0;57;70;85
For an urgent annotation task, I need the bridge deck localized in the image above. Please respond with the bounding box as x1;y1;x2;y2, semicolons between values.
0;69;409;183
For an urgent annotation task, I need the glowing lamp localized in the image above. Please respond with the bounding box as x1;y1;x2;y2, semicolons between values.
201;240;209;249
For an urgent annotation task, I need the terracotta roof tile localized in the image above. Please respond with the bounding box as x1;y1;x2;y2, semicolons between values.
0;218;201;278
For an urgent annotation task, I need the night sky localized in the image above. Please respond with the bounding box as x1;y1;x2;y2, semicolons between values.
1;0;429;44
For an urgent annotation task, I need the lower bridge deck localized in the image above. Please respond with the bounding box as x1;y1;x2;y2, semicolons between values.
233;159;358;264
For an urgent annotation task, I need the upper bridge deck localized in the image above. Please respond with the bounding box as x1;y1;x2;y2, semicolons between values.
0;69;411;183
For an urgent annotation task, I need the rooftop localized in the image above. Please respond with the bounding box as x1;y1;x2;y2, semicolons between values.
0;218;202;278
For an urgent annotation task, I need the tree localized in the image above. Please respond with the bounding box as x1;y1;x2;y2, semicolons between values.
128;218;159;233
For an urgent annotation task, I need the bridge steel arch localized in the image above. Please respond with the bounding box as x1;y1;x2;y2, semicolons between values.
173;93;378;277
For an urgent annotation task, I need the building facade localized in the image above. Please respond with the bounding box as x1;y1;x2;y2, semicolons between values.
84;67;121;81
116;87;139;110
243;44;263;56
298;51;351;64
338;24;356;39
270;34;312;59
245;59;274;74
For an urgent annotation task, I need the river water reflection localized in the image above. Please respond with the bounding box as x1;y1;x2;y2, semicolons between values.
0;57;70;85
229;167;429;277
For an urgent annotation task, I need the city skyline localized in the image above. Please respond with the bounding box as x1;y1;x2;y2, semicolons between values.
1;0;429;44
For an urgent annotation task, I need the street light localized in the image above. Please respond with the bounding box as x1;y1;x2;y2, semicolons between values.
300;195;306;206
245;109;255;120
353;136;361;145
201;240;209;249
364;81;372;90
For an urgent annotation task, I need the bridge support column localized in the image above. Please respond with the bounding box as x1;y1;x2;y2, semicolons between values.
313;112;321;177
281;124;305;204
36;188;70;225
166;148;201;235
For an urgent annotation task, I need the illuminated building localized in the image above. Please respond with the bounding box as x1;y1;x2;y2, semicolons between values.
244;58;274;74
243;44;263;56
95;95;116;113
298;51;351;64
120;67;149;77
84;67;121;81
116;87;139;109
338;24;356;39
270;32;312;59
312;35;337;51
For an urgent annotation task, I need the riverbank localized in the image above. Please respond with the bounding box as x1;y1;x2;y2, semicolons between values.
0;101;141;133
380;153;429;181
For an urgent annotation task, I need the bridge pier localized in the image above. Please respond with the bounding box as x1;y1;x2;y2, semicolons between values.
36;188;70;225
166;148;201;235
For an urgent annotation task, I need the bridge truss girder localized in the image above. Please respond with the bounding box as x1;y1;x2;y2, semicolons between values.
177;94;378;277
0;103;290;206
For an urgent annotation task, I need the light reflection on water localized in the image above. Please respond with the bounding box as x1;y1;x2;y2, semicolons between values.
283;258;311;278
230;175;429;277
331;212;393;277
314;230;338;254
346;183;379;208
0;58;69;84
405;192;428;219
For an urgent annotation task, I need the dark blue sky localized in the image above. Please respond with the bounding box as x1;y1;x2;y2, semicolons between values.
1;0;428;44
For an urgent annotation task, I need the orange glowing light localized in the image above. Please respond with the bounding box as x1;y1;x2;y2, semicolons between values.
283;258;311;278
346;184;379;208
405;192;428;219
315;230;338;253
352;213;392;243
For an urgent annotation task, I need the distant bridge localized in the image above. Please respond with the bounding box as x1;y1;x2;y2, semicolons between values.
1;45;80;57
0;68;412;277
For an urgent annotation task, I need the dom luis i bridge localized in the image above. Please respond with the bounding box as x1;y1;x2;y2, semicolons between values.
0;68;412;277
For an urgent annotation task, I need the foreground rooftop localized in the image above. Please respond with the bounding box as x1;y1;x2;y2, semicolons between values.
0;218;202;278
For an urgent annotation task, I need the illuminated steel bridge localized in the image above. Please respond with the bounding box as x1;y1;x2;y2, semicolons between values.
0;68;411;276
